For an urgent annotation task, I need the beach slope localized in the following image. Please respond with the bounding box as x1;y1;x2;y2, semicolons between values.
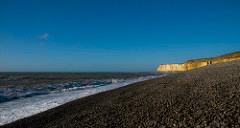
3;60;240;127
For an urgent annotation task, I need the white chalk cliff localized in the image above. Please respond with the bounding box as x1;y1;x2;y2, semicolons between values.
157;51;240;72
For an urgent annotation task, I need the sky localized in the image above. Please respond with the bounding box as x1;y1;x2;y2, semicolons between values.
0;0;240;72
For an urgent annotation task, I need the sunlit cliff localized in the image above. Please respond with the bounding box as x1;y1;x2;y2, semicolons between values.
157;51;240;72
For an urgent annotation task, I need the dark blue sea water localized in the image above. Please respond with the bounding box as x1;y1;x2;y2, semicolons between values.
0;80;114;103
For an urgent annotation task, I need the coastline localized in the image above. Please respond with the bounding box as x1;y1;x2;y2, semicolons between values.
3;60;240;127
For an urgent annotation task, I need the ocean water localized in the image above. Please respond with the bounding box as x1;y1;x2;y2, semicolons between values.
0;75;163;125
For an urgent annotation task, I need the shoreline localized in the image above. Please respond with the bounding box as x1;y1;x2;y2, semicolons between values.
0;75;163;125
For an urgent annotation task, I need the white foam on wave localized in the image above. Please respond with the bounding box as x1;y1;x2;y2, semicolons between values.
0;75;162;125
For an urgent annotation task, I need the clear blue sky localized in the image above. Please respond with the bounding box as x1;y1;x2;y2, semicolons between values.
0;0;240;72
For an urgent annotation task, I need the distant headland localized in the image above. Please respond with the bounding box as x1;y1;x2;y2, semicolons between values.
157;51;240;72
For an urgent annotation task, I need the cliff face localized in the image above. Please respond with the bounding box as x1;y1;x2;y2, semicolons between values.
157;51;240;72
